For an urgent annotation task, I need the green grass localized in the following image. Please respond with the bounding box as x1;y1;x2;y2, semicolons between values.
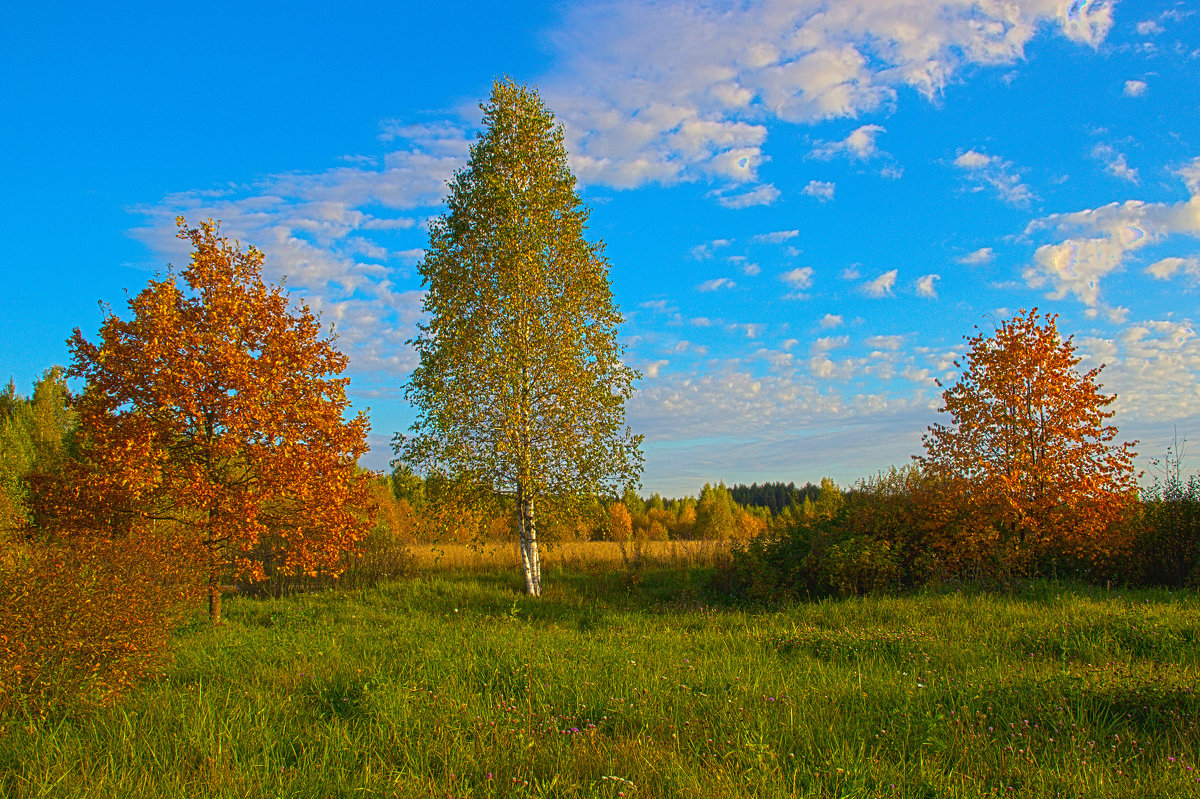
3;568;1200;798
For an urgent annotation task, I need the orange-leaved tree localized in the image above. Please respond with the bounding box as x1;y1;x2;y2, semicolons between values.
49;219;373;623
916;308;1137;568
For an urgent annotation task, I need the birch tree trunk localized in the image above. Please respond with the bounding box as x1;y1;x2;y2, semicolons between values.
516;483;541;596
527;494;541;595
517;484;536;595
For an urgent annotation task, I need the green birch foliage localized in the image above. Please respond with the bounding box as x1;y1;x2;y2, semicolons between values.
400;78;642;515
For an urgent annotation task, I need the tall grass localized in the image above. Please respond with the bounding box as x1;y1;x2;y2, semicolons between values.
407;538;731;572
3;570;1199;797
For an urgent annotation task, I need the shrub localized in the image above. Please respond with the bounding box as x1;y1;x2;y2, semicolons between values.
1134;442;1200;586
719;467;1021;603
0;530;198;724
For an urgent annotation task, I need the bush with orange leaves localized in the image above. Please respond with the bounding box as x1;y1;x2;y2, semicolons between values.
0;527;200;724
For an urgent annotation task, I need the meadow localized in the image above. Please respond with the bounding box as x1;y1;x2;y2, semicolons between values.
3;554;1200;798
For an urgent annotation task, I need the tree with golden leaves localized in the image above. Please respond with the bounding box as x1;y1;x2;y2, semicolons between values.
917;308;1137;566
53;219;373;623
398;79;642;596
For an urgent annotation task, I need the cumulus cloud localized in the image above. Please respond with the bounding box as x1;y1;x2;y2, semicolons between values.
1076;319;1200;428
914;274;940;298
811;124;886;161
811;335;850;354
865;334;906;350
1023;162;1200;306
543;0;1115;201
698;277;737;291
803;180;836;201
752;229;799;245
627;359;940;493
130;122;477;386
780;267;815;290
1123;79;1148;97
713;183;781;208
860;269;898;297
1178;157;1200;194
1092;143;1139;183
819;313;844;329
643;359;670;379
958;247;994;265
952;148;1034;206
1146;256;1200;285
690;238;733;259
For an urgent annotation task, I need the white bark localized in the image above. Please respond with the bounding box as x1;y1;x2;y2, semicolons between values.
517;485;540;596
527;494;541;595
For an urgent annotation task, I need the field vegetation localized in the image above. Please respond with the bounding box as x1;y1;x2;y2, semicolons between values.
3;565;1200;798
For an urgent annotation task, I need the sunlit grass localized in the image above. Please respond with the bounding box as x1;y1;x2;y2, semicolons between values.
406;538;732;572
3;570;1199;797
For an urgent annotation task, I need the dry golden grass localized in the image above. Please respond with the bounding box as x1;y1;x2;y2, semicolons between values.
407;538;731;571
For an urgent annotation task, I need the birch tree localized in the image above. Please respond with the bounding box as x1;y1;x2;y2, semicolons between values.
398;79;642;596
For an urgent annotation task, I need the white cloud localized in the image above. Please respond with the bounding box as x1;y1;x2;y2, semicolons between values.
1074;319;1200;433
860;269;898;297
690;238;733;259
1146;256;1200;285
952;148;1034;206
841;267;861;280
752;229;799;245
819;313;844;329
914;274;940;298
713;183;781;208
130;123;476;386
1123;79;1148;97
957;247;994;265
865;335;906;350
1135;21;1163;36
544;0;1115;201
811;124;886;161
643;359;669;379
1022;163;1200;308
1092;143;1138;183
953;150;994;170
1178;157;1200;194
742;262;762;276
811;335;850;354
698;277;737;291
802;180;836;201
780;267;815;290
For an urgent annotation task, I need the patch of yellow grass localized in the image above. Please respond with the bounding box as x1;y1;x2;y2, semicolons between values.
407;539;731;571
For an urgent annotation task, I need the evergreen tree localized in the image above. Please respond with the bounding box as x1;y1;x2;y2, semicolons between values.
398;79;642;596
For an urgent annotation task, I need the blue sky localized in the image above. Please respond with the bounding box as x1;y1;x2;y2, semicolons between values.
2;0;1198;496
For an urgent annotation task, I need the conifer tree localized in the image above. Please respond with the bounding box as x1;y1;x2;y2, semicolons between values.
398;79;642;596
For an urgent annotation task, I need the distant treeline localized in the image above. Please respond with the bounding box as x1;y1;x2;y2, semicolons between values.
728;482;821;515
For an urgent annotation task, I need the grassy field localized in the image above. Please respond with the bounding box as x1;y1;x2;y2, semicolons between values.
404;539;731;572
3;563;1200;798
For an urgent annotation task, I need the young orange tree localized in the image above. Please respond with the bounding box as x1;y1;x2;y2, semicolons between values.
917;308;1138;567
48;219;373;623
